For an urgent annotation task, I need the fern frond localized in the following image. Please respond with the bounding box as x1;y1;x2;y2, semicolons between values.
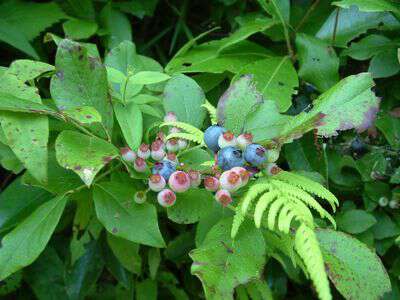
166;132;203;144
201;100;217;124
267;197;286;231
274;171;339;211
271;179;336;228
241;180;270;215
231;199;246;239
295;224;332;300
160;121;204;145
254;190;279;228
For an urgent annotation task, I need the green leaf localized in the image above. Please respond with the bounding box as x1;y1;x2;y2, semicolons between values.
148;248;161;279
50;39;113;136
368;48;400;78
55;130;118;186
333;0;400;19
232;56;298;112
375;114;400;149
129;71;170;85
217;75;263;135
163;74;206;128
0;195;67;280
190;217;266;300
114;102;143;150
93;182;165;248
316;6;399;48
0;177;52;233
105;41;138;75
336;209;377;234
7;59;54;81
0;91;55;114
63;18;98;40
62;106;102;124
100;4;132;50
371;212;400;240
178;148;213;171
107;233;141;275
167;189;215;224
296;33;339;92
316;229;391;300
136;279;157;300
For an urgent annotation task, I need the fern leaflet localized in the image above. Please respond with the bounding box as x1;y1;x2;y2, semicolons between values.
201;100;217;124
160;121;204;145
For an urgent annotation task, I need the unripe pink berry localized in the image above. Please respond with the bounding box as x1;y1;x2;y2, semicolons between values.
237;133;253;150
188;170;201;187
134;191;147;204
219;170;242;191
156;131;166;142
164;111;177;123
204;176;219;192
157;189;176;207
218;131;237;148
168;171;190;193
265;163;281;175
137;143;150;159
151;140;166;161
134;157;147;172
266;148;280;163
166;138;179;152
178;139;188;150
148;174;166;192
120;147;136;162
230;167;250;187
215;189;232;206
165;152;179;164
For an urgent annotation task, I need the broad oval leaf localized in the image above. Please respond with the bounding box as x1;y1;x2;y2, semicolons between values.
336;209;377;234
316;229;391;300
114;102;143;150
55;130;118;186
163;74;206;128
233;57;298;112
0;195;67;280
93;182;165;248
190;217;266;300
129;71;170;85
6;59;54;82
62;106;102;124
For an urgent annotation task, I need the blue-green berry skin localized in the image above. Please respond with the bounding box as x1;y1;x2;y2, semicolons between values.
244;144;267;166
152;160;176;180
217;146;245;171
204;125;226;152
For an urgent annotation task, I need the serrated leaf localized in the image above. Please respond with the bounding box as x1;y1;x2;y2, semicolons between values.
163;74;206;128
317;229;392;300
6;60;54;81
55;130;118;186
296;33;339;92
190;217;266;300
0;195;67;280
93;182;165;248
114;102;143;150
233;56;298;112
50;39;113;137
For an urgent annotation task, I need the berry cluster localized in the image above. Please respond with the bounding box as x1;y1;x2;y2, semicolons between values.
120;112;281;208
204;125;280;206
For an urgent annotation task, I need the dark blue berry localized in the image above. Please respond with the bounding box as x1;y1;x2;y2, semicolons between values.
244;144;267;166
204;125;226;152
217;146;245;171
152;160;176;180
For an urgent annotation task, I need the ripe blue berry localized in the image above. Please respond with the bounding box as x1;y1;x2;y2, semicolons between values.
204;125;226;152
152;160;176;180
217;146;245;171
244;144;267;167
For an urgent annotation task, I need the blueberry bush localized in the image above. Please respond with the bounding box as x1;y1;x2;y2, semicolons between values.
0;0;399;299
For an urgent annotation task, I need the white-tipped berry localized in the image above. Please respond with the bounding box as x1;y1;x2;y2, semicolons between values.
134;157;147;172
178;139;188;150
120;147;136;162
166;138;179;152
156;131;166;142
149;174;166;192
164;112;177;123
237;133;253;150
215;189;232;206
378;197;389;207
188;170;201;188
219;170;242;191
165;152;179;165
169;127;181;134
134;191;147;204
230;166;250;187
204;176;219;192
157;189;176;207
168;171;190;193
266;148;280;163
389;199;399;209
137;143;150;159
151;140;166;161
265;163;281;175
218;131;237;148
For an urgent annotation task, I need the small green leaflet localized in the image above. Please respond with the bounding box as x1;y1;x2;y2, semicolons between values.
6;60;54;82
217;75;263;135
55;130;118;186
128;71;170;85
114;102;143;150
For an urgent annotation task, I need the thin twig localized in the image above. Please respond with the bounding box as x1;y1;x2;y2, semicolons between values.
331;8;341;45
